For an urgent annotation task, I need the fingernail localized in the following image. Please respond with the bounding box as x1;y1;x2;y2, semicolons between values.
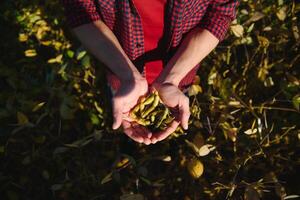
112;123;118;130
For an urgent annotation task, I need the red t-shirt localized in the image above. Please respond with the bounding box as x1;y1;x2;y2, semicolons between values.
133;0;167;85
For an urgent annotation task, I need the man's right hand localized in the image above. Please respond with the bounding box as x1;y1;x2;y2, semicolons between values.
112;75;153;144
72;21;153;144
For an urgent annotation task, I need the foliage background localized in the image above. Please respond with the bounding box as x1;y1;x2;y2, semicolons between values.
0;0;299;199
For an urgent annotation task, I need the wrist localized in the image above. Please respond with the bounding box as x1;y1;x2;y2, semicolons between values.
118;65;143;83
153;72;181;89
120;70;146;86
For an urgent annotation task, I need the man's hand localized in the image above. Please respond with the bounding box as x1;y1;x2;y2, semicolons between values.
112;75;153;144
150;83;190;142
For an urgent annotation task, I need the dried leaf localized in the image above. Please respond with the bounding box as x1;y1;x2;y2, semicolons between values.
199;144;215;156
244;12;265;25
257;36;270;48
187;158;204;179
100;172;113;185
32;102;45;112
276;6;287;21
244;128;257;135
284;195;300;199
231;24;244;37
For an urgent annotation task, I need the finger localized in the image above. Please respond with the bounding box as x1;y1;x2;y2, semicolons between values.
139;125;152;138
112;98;122;129
124;127;144;143
122;121;144;143
143;138;152;145
132;123;152;142
179;97;190;130
153;120;180;141
122;120;132;129
151;138;158;144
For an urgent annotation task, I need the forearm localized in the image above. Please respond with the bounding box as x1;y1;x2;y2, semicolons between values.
72;20;141;82
155;28;219;86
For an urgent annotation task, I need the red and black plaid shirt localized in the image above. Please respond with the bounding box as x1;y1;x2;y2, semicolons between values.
62;0;239;88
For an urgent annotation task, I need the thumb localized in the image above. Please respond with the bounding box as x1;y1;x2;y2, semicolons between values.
179;97;190;130
112;98;122;130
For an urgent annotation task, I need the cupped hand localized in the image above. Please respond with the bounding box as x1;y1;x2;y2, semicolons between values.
150;83;190;142
111;75;153;144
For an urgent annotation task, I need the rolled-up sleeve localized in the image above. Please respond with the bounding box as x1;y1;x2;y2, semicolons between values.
199;0;240;41
61;0;101;28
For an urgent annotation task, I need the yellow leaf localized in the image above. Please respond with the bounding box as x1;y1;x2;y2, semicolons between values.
47;54;63;64
17;112;29;125
188;84;202;96
231;24;244;37
228;101;241;106
54;41;63;50
41;41;51;46
187;158;204;179
257;36;270;48
18;33;28;42
94;101;103;114
276;6;287;21
24;49;37;57
116;158;130;169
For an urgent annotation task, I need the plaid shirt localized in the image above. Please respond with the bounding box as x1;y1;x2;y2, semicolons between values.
62;0;239;88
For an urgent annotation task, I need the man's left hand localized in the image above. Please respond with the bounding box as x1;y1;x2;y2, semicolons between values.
150;83;190;142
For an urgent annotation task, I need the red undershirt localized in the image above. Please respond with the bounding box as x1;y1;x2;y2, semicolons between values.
108;0;197;91
133;0;167;85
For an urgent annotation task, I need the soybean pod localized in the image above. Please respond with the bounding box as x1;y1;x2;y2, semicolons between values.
136;119;151;126
155;108;169;128
141;94;160;118
142;94;155;106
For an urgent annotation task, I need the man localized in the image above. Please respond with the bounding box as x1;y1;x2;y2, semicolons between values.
62;0;239;145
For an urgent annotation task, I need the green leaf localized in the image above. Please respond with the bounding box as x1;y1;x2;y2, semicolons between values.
0;146;5;153
67;50;74;58
33;135;46;144
76;50;87;60
90;113;100;125
292;94;300;110
17;112;29;125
